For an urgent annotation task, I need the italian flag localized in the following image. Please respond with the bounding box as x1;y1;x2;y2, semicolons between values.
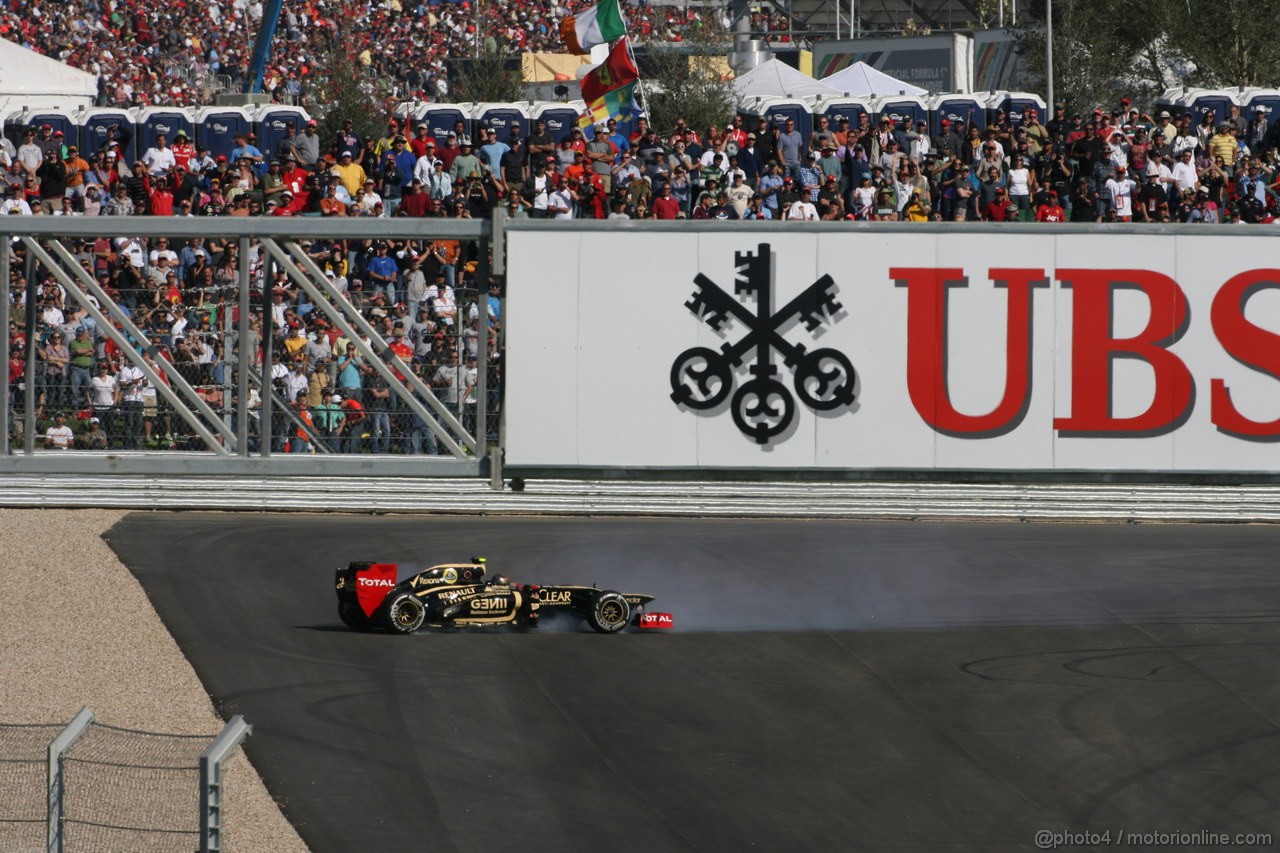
560;0;627;56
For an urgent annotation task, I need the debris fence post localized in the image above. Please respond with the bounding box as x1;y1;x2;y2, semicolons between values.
198;715;252;853
46;707;94;853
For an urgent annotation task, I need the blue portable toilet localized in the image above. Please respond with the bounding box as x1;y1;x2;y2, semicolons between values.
532;101;585;144
80;107;138;162
421;104;472;146
1242;88;1280;138
809;96;872;136
872;95;929;132
929;94;987;136
137;107;196;154
474;103;530;143
254;105;311;163
1167;88;1239;129
738;97;812;145
1153;87;1184;121
986;92;1047;128
15;107;77;142
194;106;253;161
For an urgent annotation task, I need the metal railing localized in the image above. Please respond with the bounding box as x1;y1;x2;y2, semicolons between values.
46;709;94;853
2;217;492;477
1;474;1279;521
199;717;251;853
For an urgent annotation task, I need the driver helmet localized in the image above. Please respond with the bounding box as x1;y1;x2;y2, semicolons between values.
491;575;509;586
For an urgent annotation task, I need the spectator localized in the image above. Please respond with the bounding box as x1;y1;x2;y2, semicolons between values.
43;412;74;449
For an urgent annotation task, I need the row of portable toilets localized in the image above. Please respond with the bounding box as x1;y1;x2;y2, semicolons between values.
0;104;311;167
0;100;597;166
738;87;1280;148
6;87;1276;167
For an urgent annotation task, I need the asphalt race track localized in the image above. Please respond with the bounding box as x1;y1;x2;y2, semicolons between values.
107;515;1280;852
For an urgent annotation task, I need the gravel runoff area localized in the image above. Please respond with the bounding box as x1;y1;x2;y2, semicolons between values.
0;509;307;852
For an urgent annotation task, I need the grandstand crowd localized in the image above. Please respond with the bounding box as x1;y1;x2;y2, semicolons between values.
1;0;1277;224
4;1;1280;451
7;226;500;453
8;222;499;450
3;101;1279;224
0;0;741;108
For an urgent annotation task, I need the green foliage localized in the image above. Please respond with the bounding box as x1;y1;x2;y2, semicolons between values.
643;24;736;137
1171;0;1280;86
306;40;388;147
454;49;525;104
1014;0;1280;110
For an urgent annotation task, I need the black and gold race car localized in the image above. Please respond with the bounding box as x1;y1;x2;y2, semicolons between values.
335;558;672;635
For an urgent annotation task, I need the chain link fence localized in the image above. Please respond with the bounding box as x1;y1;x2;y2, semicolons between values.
0;713;250;853
62;722;210;852
0;722;60;853
2;218;496;473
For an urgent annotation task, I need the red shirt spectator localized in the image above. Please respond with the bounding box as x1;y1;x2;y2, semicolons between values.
652;189;681;220
1036;193;1066;222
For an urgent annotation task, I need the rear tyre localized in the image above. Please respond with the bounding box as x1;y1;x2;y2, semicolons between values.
384;592;427;634
338;600;373;631
587;591;631;634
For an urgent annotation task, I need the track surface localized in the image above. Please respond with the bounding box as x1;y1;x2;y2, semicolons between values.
108;515;1280;852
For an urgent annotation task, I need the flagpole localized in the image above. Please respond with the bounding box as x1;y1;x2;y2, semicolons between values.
622;35;648;127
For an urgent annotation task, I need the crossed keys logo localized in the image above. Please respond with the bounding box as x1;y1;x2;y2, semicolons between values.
669;243;857;444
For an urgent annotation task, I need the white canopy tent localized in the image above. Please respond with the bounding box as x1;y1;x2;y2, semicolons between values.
819;61;928;97
733;59;840;99
0;40;97;107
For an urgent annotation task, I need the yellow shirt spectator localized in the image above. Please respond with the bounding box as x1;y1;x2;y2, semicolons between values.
1208;128;1238;166
332;152;367;197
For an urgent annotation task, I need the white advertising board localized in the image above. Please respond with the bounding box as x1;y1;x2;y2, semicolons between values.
505;226;1280;473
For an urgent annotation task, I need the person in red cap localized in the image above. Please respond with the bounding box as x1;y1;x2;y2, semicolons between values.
296;119;321;169
1035;190;1066;222
35;124;60;160
1104;165;1136;220
375;119;402;158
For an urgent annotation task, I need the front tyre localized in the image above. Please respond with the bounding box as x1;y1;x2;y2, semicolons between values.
587;591;631;634
384;592;426;634
338;600;373;631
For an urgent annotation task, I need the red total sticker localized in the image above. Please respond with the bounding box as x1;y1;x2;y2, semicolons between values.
355;563;398;616
638;612;674;630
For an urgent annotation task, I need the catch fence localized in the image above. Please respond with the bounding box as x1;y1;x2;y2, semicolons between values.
2;217;492;478
0;710;250;853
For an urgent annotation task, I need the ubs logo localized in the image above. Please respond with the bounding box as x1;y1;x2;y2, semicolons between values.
670;243;857;444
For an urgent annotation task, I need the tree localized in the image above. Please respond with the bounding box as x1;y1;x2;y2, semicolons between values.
1013;0;1280;111
1168;0;1280;86
1013;0;1172;111
304;40;389;146
453;48;524;104
642;23;736;137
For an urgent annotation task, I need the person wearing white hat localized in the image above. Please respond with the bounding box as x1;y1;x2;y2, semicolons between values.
1247;106;1272;153
332;149;367;197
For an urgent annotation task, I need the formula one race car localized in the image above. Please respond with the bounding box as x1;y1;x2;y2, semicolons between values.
335;557;672;635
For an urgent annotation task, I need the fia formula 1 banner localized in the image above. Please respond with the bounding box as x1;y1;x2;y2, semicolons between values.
505;227;1280;472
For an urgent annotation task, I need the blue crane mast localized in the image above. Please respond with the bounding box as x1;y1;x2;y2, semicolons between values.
245;0;287;94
